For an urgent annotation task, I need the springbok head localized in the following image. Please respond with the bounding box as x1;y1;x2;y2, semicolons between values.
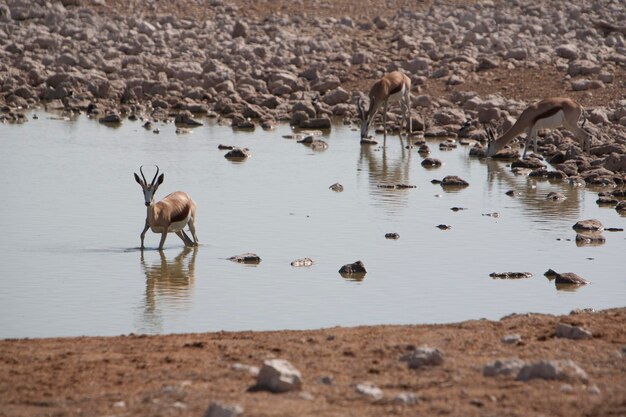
356;97;370;139
134;165;164;207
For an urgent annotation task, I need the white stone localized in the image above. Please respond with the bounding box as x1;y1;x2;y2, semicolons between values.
257;359;302;393
501;334;522;345
204;402;243;417
355;382;383;400
393;392;418;404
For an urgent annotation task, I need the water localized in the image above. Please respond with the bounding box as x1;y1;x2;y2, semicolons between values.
0;113;624;338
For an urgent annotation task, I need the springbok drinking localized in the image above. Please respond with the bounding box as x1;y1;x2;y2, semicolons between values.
134;165;198;250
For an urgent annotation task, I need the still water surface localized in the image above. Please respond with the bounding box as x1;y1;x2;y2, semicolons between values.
0;113;624;338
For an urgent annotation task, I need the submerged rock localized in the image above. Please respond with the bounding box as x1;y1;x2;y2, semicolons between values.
441;175;469;187
360;137;378;145
421;157;442;168
224;147;251;159
329;183;344;192
490;272;533;279
436;224;452;230
575;233;606;246
174;110;203;126
385;233;400;239
555;272;590;286
228;253;261;264
338;261;367;275
572;219;604;232
546;192;566;201
291;258;314;267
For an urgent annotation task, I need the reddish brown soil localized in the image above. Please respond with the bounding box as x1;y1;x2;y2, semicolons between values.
1;308;625;417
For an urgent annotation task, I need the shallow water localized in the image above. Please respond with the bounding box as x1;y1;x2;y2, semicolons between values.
0;113;624;338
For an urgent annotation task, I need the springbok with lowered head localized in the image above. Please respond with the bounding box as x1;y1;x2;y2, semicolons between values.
486;97;591;159
357;71;412;144
134;165;198;250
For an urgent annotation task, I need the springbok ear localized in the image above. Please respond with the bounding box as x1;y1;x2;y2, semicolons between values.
134;173;143;185
156;173;164;185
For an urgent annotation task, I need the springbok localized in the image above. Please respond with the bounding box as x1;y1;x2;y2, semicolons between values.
134;165;198;250
486;97;591;159
357;71;412;144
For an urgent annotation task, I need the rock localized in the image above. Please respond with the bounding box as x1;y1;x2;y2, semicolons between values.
441;176;469;187
483;358;526;377
322;88;350;106
544;269;558;279
555;323;593;340
299;117;331;129
393;392;418;405
99;113;121;124
256;359;302;393
555;272;590;286
572;219;604;232
175;111;203;126
596;196;618;206
421;157;442;168
373;15;388;30
501;334;522;345
433;108;466;126
232;21;248;38
516;360;588;382
491;148;520;159
436;224;451;230
355;382;383;400
224;147;251;160
400;346;444;369
506;190;520;197
204;402;243;417
546;192;566;201
417;144;430;153
616;201;626;213
568;60;601;77
228;253;261;264
338;261;367;275
329;183;344;192
575;233;606;245
385;233;400;240
231;363;260;376
291;258;314;267
555;44;579;60
478;57;498;70
218;144;234;150
360;137;378;145
571;79;604;91
489;272;532;279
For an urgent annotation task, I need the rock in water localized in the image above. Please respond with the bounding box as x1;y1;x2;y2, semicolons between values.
441;175;469;187
555;272;590;286
490;272;533;279
291;258;314;267
338;261;367;275
228;253;261;264
572;219;604;232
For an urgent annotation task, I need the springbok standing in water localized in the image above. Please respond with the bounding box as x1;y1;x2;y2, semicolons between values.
486;97;592;158
134;165;198;250
357;71;413;144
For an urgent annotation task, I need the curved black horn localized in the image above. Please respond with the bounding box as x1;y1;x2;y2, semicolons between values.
139;165;148;184
151;165;160;186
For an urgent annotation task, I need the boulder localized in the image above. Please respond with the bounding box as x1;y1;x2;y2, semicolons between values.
322;88;350;106
224;147;251;159
401;346;444;369
421;157;442;168
483;358;525;377
555;323;593;340
555;44;579;60
441;175;469;187
256;359;302;393
338;261;367;275
517;360;588;382
572;219;604;232
555;272;590;286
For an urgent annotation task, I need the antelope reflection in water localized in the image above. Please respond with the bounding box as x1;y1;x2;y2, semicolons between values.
483;157;585;222
139;247;197;332
358;139;412;211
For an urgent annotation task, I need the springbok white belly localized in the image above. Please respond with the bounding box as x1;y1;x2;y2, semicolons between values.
534;110;565;130
150;216;190;234
388;84;406;103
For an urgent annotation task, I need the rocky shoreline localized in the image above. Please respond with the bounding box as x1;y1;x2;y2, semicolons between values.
2;0;626;184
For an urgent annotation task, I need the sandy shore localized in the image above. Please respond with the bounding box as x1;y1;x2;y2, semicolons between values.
1;308;625;417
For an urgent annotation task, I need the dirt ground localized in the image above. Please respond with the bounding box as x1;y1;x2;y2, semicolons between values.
1;308;625;417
